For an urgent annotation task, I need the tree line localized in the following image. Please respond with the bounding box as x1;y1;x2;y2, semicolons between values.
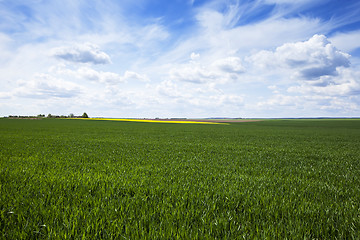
7;113;89;119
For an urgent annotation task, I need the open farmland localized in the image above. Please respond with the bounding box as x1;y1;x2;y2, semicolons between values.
1;118;360;239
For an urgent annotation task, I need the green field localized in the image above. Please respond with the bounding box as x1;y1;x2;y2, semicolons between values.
1;118;360;239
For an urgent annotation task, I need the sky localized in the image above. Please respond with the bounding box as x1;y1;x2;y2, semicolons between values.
1;0;360;118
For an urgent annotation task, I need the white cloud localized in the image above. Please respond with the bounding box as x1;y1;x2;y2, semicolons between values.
157;80;190;98
213;57;245;74
170;64;216;84
123;71;149;82
51;64;148;84
139;24;169;43
257;94;300;108
330;30;360;53
155;79;244;117
242;35;360;117
0;92;11;99
170;56;245;84
51;43;111;64
288;67;360;96
248;34;350;79
195;8;329;52
268;85;280;94
255;93;360;117
76;67;122;84
190;52;200;60
250;64;360;117
13;73;82;99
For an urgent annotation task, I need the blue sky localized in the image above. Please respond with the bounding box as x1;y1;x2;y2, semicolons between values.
1;0;360;118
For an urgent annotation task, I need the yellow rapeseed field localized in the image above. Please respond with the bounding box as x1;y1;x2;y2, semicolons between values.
74;118;227;124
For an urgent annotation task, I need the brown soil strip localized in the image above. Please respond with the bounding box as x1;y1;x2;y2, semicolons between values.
149;119;262;123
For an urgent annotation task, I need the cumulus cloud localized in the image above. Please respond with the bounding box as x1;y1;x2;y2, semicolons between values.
170;64;216;84
0;92;11;99
187;94;244;108
251;66;360;117
123;71;149;82
51;65;148;84
190;52;200;60
213;57;245;74
170;56;245;84
14;74;81;99
157;80;188;98
257;94;300;108
51;43;111;64
76;67;123;84
256;91;360;116
288;67;360;96
248;34;350;79
155;79;244;117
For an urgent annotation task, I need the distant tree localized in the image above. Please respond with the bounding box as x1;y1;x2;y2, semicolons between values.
69;113;74;118
47;113;52;118
82;112;89;118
